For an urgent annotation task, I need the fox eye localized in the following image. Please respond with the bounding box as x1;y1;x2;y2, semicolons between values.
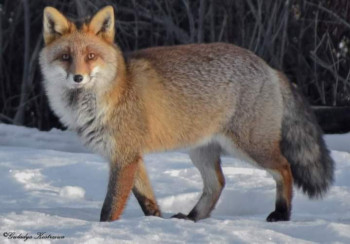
61;54;70;61
87;53;96;60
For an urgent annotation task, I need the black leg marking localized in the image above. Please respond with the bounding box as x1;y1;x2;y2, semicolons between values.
266;199;291;222
133;189;161;217
171;209;198;222
171;213;194;221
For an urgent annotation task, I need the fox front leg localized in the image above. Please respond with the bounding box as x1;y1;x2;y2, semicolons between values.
133;158;161;217
100;156;139;222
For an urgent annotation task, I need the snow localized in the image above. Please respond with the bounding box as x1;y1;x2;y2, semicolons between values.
0;123;349;243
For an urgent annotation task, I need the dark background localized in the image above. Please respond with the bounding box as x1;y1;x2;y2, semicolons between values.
0;0;350;132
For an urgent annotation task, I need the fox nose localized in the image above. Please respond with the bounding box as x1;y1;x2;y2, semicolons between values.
73;74;84;83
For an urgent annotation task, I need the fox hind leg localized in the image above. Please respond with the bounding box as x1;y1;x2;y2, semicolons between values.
172;143;225;221
266;156;293;221
243;148;293;221
221;133;293;222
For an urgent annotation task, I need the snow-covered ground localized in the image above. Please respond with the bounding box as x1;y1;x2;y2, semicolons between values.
0;124;349;243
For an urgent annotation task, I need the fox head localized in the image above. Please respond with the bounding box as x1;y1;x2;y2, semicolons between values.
40;6;123;92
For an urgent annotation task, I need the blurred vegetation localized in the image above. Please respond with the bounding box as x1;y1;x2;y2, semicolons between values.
0;0;350;130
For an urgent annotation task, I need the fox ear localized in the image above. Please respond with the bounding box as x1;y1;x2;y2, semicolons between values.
89;6;115;43
43;7;71;45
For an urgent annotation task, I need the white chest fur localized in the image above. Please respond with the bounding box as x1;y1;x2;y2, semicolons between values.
46;85;113;158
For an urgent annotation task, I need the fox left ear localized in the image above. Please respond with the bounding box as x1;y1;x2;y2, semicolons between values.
89;6;115;43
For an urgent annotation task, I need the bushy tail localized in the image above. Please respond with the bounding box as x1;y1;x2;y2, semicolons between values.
280;82;334;198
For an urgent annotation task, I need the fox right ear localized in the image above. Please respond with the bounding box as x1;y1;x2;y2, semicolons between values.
43;7;72;45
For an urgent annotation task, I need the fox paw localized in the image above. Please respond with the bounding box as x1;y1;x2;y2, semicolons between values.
171;213;194;221
266;211;290;222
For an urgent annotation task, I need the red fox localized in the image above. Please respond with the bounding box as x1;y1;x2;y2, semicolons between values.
40;6;334;222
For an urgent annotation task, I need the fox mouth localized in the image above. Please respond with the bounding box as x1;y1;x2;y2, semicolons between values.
68;82;85;90
72;82;86;88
